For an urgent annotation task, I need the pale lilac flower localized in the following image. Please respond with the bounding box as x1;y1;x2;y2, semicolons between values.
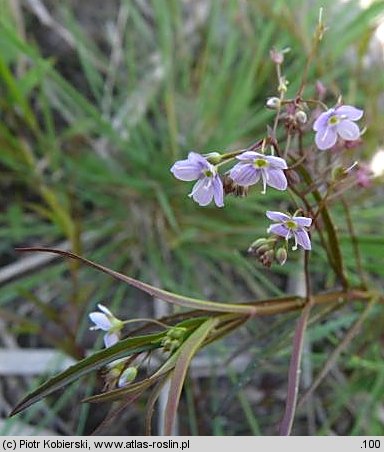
266;211;312;251
313;105;363;150
89;304;124;347
229;152;288;194
170;152;224;207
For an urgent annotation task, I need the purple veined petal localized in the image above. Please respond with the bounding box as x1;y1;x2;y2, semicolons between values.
266;169;288;191
188;151;211;168
170;159;202;181
212;175;224;207
89;312;112;331
97;304;113;317
229;163;260;186
264;155;288;169
336;119;360;141
189;177;214;206
104;332;120;348
235;151;259;161
266;211;291;222
313;110;332;132
315;127;338;150
336;105;364;121
267;223;291;239
293;216;312;227
294;229;311;250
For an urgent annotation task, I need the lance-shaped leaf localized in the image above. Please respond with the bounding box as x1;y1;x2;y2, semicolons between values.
17;248;257;315
10;331;164;416
164;317;219;435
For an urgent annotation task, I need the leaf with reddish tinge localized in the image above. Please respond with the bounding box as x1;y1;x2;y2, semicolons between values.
16;248;256;315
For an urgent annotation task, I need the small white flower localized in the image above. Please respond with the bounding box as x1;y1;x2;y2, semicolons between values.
89;304;124;348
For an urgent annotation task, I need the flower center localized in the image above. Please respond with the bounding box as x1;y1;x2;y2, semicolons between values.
327;115;340;126
254;158;268;168
285;219;298;230
203;169;214;177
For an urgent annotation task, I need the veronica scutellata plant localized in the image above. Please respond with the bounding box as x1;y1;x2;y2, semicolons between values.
10;9;382;437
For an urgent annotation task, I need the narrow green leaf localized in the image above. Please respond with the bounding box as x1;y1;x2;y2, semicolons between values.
164;317;218;435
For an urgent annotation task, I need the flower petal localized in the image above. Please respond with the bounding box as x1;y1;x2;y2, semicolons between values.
267;223;291;239
293;216;312;227
264;155;288;169
336;105;363;121
336;119;360;141
229;163;260;186
189;177;214;206
294;230;311;250
235;151;259;161
97;304;113;317
89;313;112;331
315;127;337;150
170;160;202;181
266;211;291;222
212;175;224;207
266;169;287;191
104;332;120;348
313;110;333;132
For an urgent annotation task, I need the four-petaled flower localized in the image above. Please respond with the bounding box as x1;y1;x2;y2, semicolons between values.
170;152;224;207
229;151;288;194
266;211;312;250
89;304;124;348
313;105;363;150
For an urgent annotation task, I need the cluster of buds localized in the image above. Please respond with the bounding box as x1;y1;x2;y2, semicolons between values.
248;237;288;268
266;97;308;130
161;326;187;353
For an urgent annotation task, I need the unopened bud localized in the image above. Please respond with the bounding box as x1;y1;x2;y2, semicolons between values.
266;97;281;110
269;47;290;65
249;238;268;249
161;337;181;353
204;152;222;164
285;169;300;185
255;244;270;256
168;326;187;340
223;174;249;197
315;80;327;99
295;110;307;124
261;250;275;268
118;367;138;387
275;247;288;266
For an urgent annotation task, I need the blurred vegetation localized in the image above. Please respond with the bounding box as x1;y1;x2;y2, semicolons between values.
0;0;384;435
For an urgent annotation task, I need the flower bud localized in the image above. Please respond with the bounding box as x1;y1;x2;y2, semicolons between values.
285;169;300;185
167;326;187;340
270;48;286;64
266;97;281;110
118;367;138;387
249;238;268;249
223;174;249;197
295;110;307;124
204;152;222;164
315;80;327;99
275;247;288;266
161;337;181;353
260;250;275;268
255;244;270;256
